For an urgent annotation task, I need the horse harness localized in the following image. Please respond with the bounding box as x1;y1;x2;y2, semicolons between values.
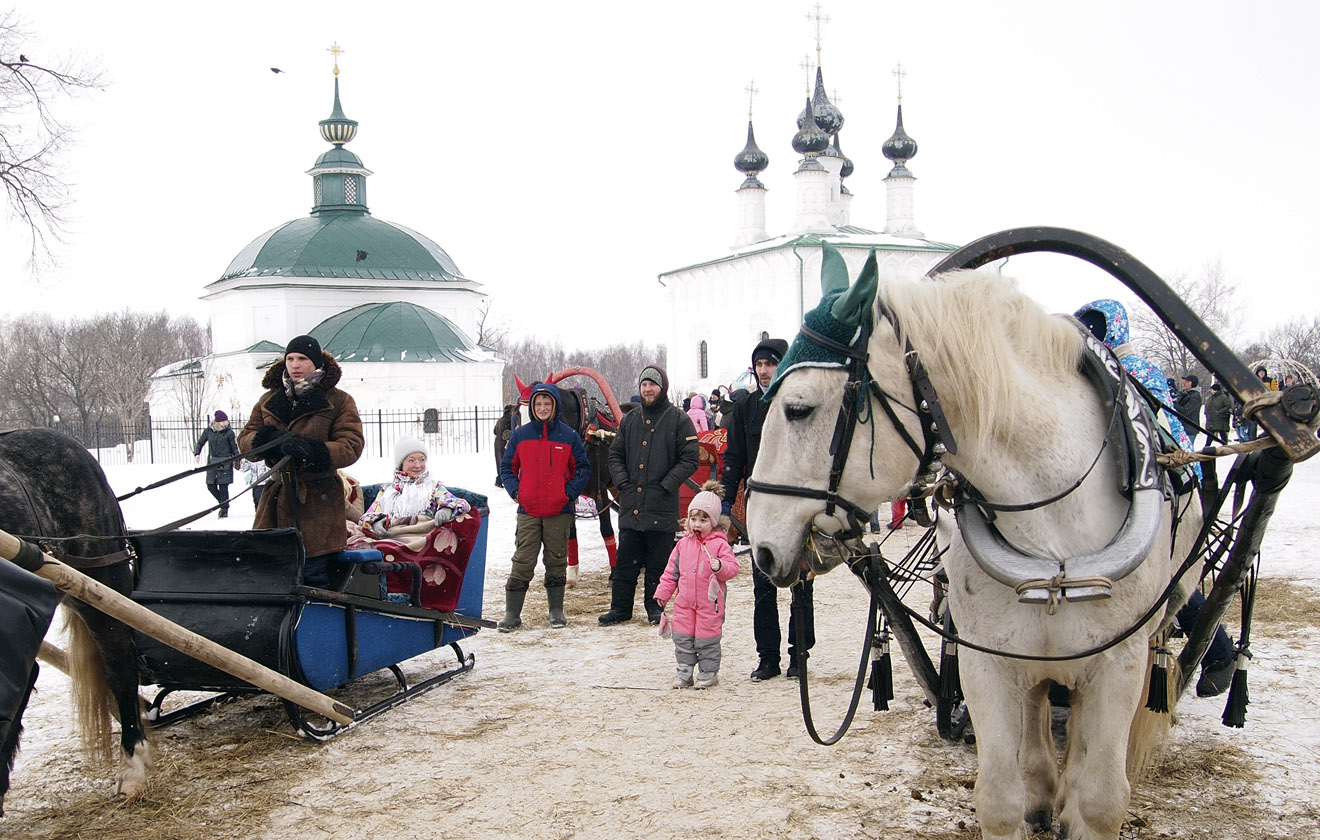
745;290;1178;607
0;440;136;570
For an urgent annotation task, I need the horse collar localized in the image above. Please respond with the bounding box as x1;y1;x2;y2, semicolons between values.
955;325;1167;605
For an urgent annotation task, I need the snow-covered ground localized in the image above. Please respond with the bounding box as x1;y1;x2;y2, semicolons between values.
5;451;1320;838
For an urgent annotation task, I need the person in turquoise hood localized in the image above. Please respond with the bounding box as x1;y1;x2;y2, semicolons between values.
1074;298;1232;696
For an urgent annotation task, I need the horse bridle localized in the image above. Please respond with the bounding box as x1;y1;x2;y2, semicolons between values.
745;297;959;542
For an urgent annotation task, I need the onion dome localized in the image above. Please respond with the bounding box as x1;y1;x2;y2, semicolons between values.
834;134;854;179
734;120;770;187
796;67;844;137
792;96;829;158
882;103;918;164
318;78;359;146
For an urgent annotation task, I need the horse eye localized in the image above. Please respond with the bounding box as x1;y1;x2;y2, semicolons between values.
784;403;815;421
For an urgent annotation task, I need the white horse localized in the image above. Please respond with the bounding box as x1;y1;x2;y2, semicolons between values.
748;259;1202;840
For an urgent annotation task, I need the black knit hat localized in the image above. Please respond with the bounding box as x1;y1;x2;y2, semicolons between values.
285;335;324;368
751;337;789;366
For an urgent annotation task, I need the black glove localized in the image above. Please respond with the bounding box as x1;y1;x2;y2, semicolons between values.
251;424;282;451
280;435;316;467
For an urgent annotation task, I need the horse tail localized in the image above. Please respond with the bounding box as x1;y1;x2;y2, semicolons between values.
64;608;116;764
1126;647;1180;779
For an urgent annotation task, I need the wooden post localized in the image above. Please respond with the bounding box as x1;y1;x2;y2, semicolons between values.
0;530;355;725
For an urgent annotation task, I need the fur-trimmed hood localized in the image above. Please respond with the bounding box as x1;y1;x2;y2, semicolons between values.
260;352;343;390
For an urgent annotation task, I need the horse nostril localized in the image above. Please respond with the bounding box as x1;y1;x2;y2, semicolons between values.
755;546;775;577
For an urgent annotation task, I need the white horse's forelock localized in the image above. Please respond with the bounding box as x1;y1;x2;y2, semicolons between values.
877;271;1085;452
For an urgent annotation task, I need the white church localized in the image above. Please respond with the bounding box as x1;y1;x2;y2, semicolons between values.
149;65;503;420
660;62;959;395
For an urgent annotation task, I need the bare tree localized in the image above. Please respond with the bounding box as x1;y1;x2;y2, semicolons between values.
0;313;66;425
1130;259;1244;382
498;337;665;407
157;356;218;436
1;12;103;271
95;310;210;460
1257;314;1320;378
474;298;509;352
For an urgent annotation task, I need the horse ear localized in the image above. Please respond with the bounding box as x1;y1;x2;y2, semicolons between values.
830;248;879;326
820;242;849;296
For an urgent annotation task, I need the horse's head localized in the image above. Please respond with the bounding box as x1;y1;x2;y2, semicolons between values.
748;247;928;587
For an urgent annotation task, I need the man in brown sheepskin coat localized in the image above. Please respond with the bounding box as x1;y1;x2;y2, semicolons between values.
239;335;364;587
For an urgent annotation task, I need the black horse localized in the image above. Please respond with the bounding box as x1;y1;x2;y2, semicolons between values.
0;429;151;813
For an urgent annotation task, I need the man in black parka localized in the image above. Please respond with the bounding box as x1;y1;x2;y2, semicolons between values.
599;364;699;625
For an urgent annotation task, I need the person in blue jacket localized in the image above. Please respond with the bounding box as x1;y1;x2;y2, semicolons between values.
498;382;590;631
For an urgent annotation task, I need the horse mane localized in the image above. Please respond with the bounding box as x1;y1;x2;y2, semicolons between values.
878;270;1084;450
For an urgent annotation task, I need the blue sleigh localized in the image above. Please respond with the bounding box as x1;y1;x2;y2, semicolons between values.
130;486;493;740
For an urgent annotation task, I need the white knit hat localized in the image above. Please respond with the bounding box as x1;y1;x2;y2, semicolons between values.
394;436;427;469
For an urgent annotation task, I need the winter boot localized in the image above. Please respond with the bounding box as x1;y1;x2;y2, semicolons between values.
546;577;567;629
694;669;719;690
672;665;694;689
498;578;528;632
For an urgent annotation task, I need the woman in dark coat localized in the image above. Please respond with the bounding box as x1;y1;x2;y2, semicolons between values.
239;336;364;587
194;410;239;518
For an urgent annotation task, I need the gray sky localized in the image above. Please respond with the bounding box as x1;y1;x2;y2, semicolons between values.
5;0;1317;349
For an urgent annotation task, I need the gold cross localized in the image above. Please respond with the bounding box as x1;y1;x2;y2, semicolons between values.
806;2;830;61
328;41;346;77
745;80;759;119
893;62;906;101
800;54;813;94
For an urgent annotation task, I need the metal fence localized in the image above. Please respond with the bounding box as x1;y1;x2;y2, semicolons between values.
5;407;504;466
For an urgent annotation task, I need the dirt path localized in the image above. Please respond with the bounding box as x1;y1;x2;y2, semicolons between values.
7;524;1320;839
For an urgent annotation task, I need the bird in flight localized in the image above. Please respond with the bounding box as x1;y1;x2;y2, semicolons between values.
270;67;284;74
356;250;368;262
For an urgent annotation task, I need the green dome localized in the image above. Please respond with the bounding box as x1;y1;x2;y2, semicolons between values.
216;214;465;283
311;301;481;363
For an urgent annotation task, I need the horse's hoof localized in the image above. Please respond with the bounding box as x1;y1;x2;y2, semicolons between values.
115;777;148;798
1026;810;1053;833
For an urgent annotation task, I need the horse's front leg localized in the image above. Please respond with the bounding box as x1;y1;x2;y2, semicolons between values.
1020;679;1057;832
962;651;1029;840
1058;648;1146;840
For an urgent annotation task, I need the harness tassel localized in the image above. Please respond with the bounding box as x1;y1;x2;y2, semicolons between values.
1223;559;1258;728
938;640;960;702
867;632;893;711
1145;646;1170;714
1221;650;1251;728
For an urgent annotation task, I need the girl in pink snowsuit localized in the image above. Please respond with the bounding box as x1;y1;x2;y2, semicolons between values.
653;482;738;689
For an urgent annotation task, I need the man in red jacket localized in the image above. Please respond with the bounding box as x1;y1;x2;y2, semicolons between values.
498;382;590;631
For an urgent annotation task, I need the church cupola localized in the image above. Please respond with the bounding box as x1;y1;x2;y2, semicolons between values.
881;103;918;169
308;49;372;215
882;63;923;238
799;67;844;138
734;120;770;188
732;82;771;248
791;96;829;169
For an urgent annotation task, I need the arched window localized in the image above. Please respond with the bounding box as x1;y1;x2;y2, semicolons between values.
759;330;769;341
699;340;708;379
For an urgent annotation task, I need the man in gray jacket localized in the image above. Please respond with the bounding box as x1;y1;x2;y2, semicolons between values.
599;364;700;625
